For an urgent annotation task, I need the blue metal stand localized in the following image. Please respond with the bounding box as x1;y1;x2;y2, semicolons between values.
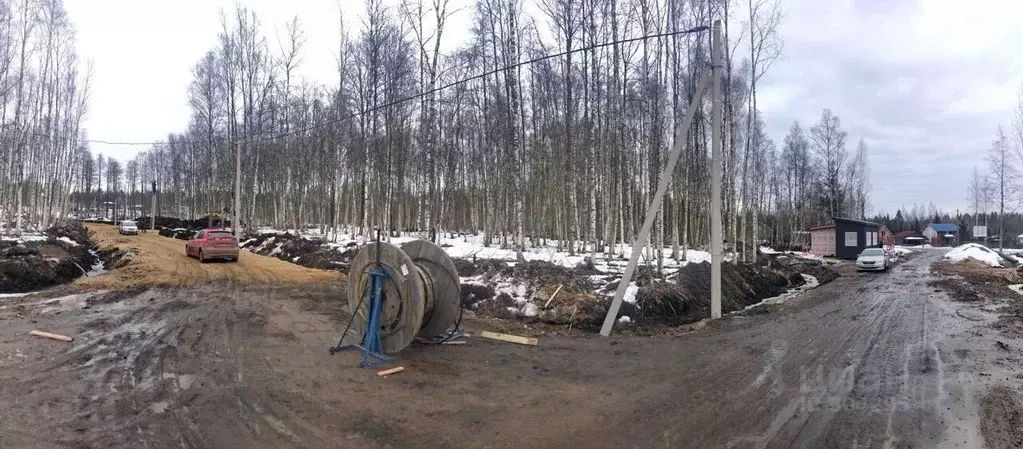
330;266;395;368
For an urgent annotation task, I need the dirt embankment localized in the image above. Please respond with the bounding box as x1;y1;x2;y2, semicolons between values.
930;259;1023;339
0;221;97;293
981;385;1023;449
456;257;821;329
76;223;341;290
239;233;357;271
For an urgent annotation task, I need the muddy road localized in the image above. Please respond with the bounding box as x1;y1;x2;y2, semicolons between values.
0;248;1015;448
76;223;340;289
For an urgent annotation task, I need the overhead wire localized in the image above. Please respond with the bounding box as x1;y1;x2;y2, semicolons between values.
52;26;710;148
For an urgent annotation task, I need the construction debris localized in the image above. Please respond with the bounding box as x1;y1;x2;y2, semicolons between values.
480;330;538;346
29;329;73;342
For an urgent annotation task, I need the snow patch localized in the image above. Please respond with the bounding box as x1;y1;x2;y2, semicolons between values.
739;274;819;313
759;246;822;260
57;236;79;247
891;246;913;256
944;243;1009;267
268;243;284;257
617;316;632;323
521;302;539;317
623;282;639;304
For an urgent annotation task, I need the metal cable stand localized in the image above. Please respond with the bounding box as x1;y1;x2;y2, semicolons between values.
329;238;462;367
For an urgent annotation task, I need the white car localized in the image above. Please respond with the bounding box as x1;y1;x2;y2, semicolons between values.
118;220;139;235
856;248;888;272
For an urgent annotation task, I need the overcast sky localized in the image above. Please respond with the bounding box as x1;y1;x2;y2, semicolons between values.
65;0;1023;215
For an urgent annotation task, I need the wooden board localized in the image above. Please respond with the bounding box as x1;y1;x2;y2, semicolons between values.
376;366;405;376
480;331;537;346
29;330;73;342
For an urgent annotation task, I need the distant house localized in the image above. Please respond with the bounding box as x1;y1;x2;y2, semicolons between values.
810;217;883;259
879;225;893;246
923;223;959;246
894;230;927;246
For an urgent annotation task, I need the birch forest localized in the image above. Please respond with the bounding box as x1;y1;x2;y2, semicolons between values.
69;0;873;263
0;0;92;231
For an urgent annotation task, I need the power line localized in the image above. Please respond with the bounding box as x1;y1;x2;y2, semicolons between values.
63;26;710;148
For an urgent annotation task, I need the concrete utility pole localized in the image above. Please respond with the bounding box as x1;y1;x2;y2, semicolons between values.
599;70;712;337
710;20;723;319
234;140;242;235
150;181;157;232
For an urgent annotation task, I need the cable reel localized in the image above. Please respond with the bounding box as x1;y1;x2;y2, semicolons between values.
343;239;462;355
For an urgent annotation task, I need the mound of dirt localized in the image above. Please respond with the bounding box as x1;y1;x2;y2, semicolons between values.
981;385;1023;449
0;221;98;293
239;233;357;271
631;262;797;326
763;254;840;285
457;256;807;329
136;215;232;231
158;227;194;240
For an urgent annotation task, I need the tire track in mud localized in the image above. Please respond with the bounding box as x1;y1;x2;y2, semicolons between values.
7;287;338;449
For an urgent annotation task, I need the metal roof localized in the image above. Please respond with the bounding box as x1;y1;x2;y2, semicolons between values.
926;223;959;232
833;217;881;227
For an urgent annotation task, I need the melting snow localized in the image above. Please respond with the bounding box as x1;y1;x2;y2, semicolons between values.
739;274;820;313
623;282;639;304
944;243;1009;267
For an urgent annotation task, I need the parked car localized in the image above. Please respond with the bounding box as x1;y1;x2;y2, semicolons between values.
185;229;240;262
118;220;139;235
856;248;888;272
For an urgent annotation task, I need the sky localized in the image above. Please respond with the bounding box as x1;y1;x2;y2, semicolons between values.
65;0;1023;215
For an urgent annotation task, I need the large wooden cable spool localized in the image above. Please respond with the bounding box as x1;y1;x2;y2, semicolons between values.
400;240;461;338
346;240;461;354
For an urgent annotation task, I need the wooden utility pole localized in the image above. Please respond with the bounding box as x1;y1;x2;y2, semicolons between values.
599;66;711;337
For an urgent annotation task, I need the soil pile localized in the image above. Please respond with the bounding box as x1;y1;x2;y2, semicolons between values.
0;221;98;292
457;257;810;329
136;215;231;232
981;385;1023;449
764;253;840;285
239;232;357;271
633;261;798;326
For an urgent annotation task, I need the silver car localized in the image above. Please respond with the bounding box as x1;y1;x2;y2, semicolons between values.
856;248;888;272
118;220;139;235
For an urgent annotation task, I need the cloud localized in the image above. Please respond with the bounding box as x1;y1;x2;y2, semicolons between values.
755;0;1023;214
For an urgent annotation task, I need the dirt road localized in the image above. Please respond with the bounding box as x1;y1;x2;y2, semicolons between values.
75;223;340;289
0;248;1017;448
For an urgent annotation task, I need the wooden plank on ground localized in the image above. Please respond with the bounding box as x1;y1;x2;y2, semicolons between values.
376;366;405;376
29;330;73;342
480;331;537;346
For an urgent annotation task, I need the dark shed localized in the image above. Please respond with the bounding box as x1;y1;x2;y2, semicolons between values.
833;217;882;259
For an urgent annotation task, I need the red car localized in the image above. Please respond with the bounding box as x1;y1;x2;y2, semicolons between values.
185;229;240;262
